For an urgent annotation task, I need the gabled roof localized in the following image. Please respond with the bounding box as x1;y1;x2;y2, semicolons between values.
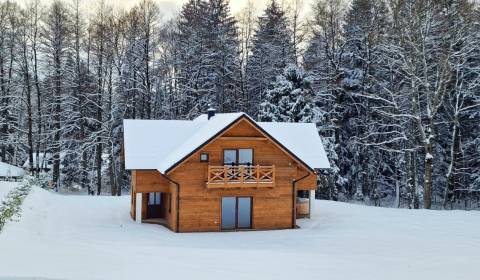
123;113;330;173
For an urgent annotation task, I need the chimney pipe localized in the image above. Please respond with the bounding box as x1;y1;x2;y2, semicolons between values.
207;106;216;120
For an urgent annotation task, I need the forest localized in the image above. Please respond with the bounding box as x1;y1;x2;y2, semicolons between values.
0;0;479;209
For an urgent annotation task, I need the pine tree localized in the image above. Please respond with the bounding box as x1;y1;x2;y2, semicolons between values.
304;0;347;199
202;0;241;113
340;0;391;201
246;0;294;117
175;0;240;117
259;64;315;123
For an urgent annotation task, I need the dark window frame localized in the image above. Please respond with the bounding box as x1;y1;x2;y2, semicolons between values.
222;148;254;166
200;152;209;162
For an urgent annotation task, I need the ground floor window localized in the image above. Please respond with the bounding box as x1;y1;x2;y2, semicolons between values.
221;197;252;230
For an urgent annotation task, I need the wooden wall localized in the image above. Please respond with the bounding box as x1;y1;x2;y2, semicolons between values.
130;170;178;231
130;117;317;232
168;118;316;232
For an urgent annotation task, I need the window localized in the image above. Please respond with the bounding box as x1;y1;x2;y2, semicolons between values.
148;192;161;205
200;153;209;162
223;150;237;166
223;149;253;166
239;149;253;166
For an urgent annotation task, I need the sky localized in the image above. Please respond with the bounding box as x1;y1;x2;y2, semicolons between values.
77;0;316;19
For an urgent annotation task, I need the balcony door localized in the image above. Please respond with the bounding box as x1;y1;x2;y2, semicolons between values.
221;197;252;230
223;149;253;166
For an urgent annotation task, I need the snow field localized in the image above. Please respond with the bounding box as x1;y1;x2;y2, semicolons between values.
0;186;478;280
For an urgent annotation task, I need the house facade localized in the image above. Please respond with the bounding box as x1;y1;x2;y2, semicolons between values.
123;112;330;232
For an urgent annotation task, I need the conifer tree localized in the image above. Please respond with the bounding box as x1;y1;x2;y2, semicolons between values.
246;0;294;117
259;64;315;123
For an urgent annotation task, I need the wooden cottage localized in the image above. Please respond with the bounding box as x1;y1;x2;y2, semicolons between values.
123;111;330;232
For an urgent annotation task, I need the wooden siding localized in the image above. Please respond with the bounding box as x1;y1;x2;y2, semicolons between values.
296;172;318;191
169;118;315;232
130;170;178;231
130;117;318;232
135;170;171;193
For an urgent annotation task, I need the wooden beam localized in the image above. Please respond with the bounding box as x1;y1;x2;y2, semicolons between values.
135;193;142;223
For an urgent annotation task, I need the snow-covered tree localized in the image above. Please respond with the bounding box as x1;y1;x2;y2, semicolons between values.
259;64;316;123
246;0;294;116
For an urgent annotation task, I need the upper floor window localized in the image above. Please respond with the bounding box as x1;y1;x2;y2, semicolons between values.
200;153;209;162
223;149;253;166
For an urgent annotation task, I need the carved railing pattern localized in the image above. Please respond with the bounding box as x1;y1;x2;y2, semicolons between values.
208;165;275;186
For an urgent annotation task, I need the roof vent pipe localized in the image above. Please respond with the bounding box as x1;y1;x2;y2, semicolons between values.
207;106;216;120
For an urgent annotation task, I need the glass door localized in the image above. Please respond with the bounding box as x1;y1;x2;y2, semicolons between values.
223;150;237;166
221;197;236;229
237;197;252;228
221;197;252;230
238;149;253;166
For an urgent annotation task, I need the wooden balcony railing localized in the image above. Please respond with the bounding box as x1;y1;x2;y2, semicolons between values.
207;165;275;189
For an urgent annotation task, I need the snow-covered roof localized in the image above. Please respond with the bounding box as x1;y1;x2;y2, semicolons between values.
0;162;25;178
123;120;204;170
123;113;330;173
258;121;330;170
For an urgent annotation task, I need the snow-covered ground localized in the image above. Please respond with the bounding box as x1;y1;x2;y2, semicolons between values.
0;181;20;201
0;186;479;280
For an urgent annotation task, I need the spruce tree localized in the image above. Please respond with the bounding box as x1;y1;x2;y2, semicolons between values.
340;0;391;201
259;64;315;123
246;0;294;117
176;0;240;117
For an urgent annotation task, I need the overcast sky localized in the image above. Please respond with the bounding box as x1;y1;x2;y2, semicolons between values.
73;0;316;19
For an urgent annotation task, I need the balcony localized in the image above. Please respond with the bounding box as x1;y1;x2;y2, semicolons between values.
207;165;275;189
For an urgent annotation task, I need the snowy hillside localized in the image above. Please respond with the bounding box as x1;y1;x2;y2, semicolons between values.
0;186;479;280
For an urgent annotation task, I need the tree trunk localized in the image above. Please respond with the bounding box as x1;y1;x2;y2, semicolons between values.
423;141;433;209
34;37;42;177
96;142;102;195
108;149;117;196
52;52;62;190
21;34;34;175
24;58;34;175
443;118;460;209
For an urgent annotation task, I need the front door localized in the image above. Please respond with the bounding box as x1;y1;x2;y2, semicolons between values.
147;192;162;219
221;197;252;230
